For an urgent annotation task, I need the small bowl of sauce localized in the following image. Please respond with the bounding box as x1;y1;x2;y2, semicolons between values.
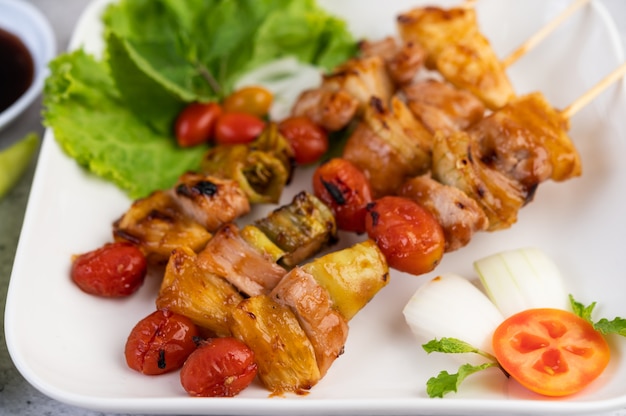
0;0;55;131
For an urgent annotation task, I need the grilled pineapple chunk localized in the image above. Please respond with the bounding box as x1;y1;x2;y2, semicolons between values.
301;239;389;320
230;295;320;394
240;224;286;263
254;191;338;268
156;246;242;337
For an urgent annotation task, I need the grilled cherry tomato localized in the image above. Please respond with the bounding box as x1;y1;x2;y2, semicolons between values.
180;337;258;397
125;309;201;375
365;196;444;275
71;241;147;297
214;112;265;145
223;86;273;117
278;116;328;165
174;102;222;147
312;157;373;233
492;308;610;397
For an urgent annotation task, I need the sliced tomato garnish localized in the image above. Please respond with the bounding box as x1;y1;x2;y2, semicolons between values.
492;308;610;397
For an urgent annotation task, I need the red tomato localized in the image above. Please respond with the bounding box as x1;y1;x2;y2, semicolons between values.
125;309;201;375
71;242;147;297
493;308;610;397
214;112;265;145
223;86;273;117
180;337;258;397
174;102;222;147
365;196;444;275
312;157;373;233
278;116;328;165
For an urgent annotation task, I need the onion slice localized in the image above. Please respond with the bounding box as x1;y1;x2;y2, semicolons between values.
473;247;570;318
403;273;504;363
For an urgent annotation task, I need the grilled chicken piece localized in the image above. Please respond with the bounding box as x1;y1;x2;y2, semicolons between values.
402;79;485;135
112;190;211;264
291;55;394;131
156;246;243;337
301;239;389;321
343;96;432;197
359;36;425;86
399;174;488;252
196;223;287;297
432;130;527;231
397;6;515;109
470;92;582;190
230;295;321;394
270;267;349;377
323;55;395;109
291;88;359;132
171;172;250;231
254;191;338;269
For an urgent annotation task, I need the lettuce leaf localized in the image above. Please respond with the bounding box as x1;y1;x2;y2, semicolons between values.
102;0;357;134
43;50;207;199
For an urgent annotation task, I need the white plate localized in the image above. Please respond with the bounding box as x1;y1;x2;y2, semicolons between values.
0;0;55;131
5;0;626;414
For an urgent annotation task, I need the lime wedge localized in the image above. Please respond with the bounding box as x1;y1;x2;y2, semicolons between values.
0;132;39;199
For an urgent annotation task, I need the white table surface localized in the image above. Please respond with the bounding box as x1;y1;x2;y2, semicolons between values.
1;1;625;415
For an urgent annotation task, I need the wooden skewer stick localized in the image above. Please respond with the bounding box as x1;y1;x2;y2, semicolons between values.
561;61;626;119
502;0;593;68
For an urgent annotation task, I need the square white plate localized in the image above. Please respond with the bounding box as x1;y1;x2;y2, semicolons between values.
6;0;626;414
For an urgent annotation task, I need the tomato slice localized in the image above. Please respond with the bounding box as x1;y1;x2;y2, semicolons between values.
492;308;610;397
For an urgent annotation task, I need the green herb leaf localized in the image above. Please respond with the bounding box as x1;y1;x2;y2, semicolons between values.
43;50;207;199
569;294;596;323
426;362;496;398
593;317;626;336
422;338;480;355
569;294;626;337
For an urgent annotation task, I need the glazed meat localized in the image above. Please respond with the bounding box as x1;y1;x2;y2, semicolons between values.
292;56;394;131
470;92;582;190
431;130;527;231
112;190;211;264
271;267;349;377
196;223;287;297
399;174;488;252
397;5;515;109
290;88;359;131
170;172;250;231
402;78;485;135
359;36;425;86
342;96;432;197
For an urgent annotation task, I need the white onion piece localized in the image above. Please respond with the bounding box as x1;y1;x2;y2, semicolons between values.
234;57;322;121
473;247;570;318
403;273;504;363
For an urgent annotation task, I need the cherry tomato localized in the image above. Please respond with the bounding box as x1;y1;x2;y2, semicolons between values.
125;309;201;375
180;337;258;397
278;116;329;165
174;102;222;147
222;86;273;117
312;157;373;233
492;308;610;397
365;196;444;275
214;112;265;145
71;242;147;297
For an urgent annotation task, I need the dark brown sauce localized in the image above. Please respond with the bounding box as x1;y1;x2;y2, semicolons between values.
0;27;34;112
